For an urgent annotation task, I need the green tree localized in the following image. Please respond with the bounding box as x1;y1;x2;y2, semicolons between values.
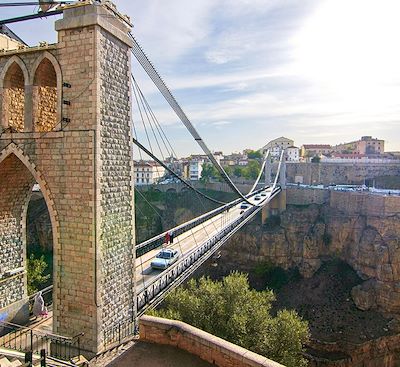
311;155;321;163
27;254;50;295
201;163;219;183
224;166;234;176
244;160;261;179
233;166;244;177
247;150;262;159
149;273;309;367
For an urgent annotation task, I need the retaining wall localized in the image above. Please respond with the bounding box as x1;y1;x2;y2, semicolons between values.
139;315;284;367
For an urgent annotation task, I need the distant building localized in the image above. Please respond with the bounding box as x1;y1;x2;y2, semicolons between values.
301;144;332;157
260;137;294;159
334;136;384;155
213;151;224;165
221;152;247;166
321;153;397;163
0;25;26;51
189;160;203;180
286;146;300;162
134;160;165;185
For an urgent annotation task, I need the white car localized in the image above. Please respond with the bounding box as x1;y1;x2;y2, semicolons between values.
151;249;180;270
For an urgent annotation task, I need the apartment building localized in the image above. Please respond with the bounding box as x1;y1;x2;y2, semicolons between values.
134;160;165;185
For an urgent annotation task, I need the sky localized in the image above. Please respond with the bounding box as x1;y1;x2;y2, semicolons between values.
2;0;400;156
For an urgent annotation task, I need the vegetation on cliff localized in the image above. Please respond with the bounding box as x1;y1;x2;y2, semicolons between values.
150;272;310;367
27;253;50;295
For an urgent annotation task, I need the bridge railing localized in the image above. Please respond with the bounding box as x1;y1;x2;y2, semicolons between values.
136;186;282;314
102;317;137;349
135;186;268;257
0;321;83;361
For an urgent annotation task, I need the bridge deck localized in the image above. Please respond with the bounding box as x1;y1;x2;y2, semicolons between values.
134;186;278;315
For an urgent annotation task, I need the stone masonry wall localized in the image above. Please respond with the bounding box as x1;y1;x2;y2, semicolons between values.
330;190;400;216
98;28;135;334
140;315;284;367
35;86;57;132
286;187;329;205
0;132;97;347
3;62;25;132
33;58;57;132
0;3;135;354
285;162;400;186
0;154;35;309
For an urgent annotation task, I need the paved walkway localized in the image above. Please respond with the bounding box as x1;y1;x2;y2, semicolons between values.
108;341;213;367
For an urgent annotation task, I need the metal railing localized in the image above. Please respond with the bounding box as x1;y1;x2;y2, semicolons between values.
103;317;137;349
0;321;83;361
135;186;268;257
136;186;282;314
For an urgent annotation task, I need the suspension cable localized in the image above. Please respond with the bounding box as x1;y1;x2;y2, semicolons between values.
133;75;177;159
132;136;226;205
135;74;220;236
129;33;258;206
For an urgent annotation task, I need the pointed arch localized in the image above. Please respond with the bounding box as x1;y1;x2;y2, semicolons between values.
0;55;29;88
30;51;62;87
0;143;59;239
30;52;62;132
0;57;29;132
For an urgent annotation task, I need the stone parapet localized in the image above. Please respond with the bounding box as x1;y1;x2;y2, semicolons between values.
139;315;284;367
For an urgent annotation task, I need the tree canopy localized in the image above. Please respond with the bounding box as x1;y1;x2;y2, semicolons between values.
149;272;309;367
201;163;220;182
247;150;262;159
27;254;50;295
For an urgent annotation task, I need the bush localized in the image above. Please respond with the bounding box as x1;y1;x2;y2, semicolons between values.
27;254;50;295
150;273;309;367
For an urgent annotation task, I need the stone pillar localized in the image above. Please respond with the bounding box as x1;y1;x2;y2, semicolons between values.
265;155;271;187
261;205;269;224
54;4;135;354
279;156;286;189
279;157;287;212
24;84;33;132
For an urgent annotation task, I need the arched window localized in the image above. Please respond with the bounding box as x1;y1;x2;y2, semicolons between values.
3;62;25;132
33;58;58;132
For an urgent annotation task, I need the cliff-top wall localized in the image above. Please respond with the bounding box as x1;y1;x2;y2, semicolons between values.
284;162;400;186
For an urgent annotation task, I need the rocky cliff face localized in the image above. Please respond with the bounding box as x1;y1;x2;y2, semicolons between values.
205;200;400;367
222;202;400;316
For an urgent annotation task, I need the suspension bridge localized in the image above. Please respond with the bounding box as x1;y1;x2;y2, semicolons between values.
0;1;287;360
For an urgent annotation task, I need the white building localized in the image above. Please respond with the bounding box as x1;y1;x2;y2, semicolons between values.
260;137;294;159
134;160;166;185
286;146;300;162
189;160;203;180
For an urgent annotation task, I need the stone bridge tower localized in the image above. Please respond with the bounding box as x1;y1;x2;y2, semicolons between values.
0;3;135;353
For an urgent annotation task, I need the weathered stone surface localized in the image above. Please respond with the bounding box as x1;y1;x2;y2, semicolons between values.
0;3;135;355
140;315;285;367
219;191;400;315
285;162;400;186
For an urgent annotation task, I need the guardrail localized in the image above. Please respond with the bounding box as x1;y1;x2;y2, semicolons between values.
103;317;137;349
101;186;281;348
136;186;281;314
135;186;269;257
0;321;83;362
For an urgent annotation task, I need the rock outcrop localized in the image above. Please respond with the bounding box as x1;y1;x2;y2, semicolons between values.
222;195;400;316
